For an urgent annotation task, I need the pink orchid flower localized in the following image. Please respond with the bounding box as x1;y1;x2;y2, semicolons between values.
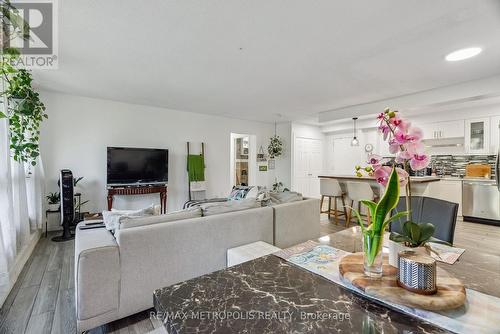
393;118;411;132
388;138;400;154
395;150;412;163
367;154;383;168
379;124;391;140
410;154;430;171
374;166;391;186
394;126;423;145
394;130;409;144
405;141;424;155
407;127;423;142
373;166;409;187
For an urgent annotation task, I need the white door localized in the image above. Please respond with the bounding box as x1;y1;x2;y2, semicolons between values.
294;137;322;198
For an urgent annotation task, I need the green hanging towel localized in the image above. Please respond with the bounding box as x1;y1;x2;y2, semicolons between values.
188;154;205;182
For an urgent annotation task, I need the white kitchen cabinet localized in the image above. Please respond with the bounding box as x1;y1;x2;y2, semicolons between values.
422;180;463;216
490;116;500;154
465;118;490;154
421;120;465;140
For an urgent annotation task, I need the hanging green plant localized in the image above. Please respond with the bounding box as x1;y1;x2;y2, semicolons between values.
0;51;48;166
267;135;283;158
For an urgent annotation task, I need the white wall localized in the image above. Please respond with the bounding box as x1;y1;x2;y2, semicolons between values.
275;122;292;189
39;91;280;213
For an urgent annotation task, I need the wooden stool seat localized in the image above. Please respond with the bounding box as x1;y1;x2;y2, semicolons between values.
345;182;378;227
320;179;348;225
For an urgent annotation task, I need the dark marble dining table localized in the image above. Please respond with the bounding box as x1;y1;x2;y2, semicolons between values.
153;227;500;334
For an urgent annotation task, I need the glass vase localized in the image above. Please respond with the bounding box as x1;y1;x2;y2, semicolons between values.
363;232;384;278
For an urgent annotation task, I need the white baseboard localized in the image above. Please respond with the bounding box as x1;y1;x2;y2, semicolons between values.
0;230;41;308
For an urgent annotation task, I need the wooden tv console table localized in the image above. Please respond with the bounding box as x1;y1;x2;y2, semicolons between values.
107;184;168;213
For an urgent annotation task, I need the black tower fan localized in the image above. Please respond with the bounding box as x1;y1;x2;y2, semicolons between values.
52;169;75;242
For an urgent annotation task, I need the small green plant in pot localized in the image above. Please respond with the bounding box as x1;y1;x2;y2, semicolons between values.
390;221;438;247
46;192;60;211
388;221;450;266
351;167;409;278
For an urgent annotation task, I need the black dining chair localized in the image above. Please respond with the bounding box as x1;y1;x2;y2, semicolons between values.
389;196;459;245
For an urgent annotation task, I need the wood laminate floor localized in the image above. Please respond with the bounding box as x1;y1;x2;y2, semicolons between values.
1;216;499;334
0;232;163;334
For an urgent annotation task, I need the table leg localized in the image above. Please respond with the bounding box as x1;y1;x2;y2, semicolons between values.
107;193;113;211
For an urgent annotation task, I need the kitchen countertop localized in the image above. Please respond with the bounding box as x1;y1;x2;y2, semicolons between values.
318;175;440;183
437;176;496;183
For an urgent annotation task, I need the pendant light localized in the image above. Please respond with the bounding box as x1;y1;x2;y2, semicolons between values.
351;117;359;146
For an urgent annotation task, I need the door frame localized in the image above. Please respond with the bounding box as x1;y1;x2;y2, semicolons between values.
292;135;323;195
229;133;257;190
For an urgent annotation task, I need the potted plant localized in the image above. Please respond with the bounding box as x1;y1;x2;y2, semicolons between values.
267;135;283;158
272;178;289;192
351;168;409;277
46;192;60;211
354;108;442;269
388;221;449;267
0;51;48;168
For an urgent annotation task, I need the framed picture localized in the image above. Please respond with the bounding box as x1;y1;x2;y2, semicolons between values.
259;165;268;172
257;146;267;162
268;159;275;170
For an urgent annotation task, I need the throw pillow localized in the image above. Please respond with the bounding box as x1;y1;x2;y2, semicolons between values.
228;185;254;200
269;191;303;205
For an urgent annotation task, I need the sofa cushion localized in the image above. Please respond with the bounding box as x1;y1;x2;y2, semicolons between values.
201;198;261;216
119;207;202;230
269;191;303;205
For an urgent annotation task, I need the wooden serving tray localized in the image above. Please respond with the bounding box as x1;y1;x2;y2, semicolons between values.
339;253;466;311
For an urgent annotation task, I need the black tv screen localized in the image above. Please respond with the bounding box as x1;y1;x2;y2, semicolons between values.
107;147;168;185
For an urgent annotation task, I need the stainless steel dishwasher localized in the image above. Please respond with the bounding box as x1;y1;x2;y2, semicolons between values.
462;180;500;225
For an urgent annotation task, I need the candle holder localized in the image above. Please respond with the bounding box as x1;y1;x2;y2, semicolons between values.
397;250;437;295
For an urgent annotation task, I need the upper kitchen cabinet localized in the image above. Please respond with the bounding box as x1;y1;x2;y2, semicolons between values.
421;120;465;140
490;116;500;154
465;118;490;154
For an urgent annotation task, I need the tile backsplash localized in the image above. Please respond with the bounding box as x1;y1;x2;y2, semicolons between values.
431;155;497;178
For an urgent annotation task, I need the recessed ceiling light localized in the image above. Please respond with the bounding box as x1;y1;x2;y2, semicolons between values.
445;47;482;62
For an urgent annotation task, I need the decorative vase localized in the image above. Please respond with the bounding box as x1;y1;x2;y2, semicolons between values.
388;241;429;268
48;203;59;211
363;232;384;278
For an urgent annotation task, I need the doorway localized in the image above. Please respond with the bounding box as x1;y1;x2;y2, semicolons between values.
293;137;322;198
230;133;256;189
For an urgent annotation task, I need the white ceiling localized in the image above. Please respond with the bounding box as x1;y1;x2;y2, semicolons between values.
34;0;500;123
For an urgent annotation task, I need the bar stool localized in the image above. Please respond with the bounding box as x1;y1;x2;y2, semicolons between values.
345;182;378;227
320;178;348;225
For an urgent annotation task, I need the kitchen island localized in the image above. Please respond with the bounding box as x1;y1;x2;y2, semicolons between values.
318;175;440;183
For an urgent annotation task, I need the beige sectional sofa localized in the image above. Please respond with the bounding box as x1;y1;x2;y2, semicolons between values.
75;198;320;333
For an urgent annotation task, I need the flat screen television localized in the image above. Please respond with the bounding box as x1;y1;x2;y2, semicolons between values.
107;147;168;185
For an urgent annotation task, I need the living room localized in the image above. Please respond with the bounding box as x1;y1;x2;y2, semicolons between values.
1;1;500;334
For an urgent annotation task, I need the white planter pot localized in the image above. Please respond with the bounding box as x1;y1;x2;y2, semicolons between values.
48;203;59;211
388;240;428;268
